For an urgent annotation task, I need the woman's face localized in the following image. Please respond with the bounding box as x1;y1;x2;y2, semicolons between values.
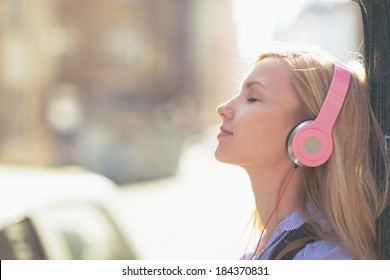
215;58;300;169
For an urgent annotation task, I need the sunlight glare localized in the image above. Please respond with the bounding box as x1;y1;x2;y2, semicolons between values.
233;0;312;58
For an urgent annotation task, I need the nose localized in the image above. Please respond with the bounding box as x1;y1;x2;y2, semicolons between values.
216;100;234;120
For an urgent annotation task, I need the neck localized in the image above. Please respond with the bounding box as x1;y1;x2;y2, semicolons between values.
244;163;303;244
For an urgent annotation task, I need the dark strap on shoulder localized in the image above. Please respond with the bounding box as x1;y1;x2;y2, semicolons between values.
270;223;318;260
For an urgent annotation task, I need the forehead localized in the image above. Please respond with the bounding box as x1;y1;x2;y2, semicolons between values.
244;58;292;87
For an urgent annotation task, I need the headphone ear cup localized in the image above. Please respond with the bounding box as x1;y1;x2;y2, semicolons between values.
287;121;311;166
287;120;333;167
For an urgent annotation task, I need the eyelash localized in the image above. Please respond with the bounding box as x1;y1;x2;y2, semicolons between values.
246;98;258;103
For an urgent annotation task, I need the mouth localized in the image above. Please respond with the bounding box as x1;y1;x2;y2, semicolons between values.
217;126;233;138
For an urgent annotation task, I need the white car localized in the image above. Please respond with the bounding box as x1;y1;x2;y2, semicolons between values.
0;165;138;260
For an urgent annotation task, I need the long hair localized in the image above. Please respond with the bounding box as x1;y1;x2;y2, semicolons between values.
256;45;389;259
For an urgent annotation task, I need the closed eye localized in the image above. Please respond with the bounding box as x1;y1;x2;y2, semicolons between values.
246;98;258;103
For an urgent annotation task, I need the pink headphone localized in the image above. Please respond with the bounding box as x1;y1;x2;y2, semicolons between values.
286;64;351;167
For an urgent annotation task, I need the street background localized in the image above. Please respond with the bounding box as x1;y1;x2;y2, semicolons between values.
0;0;364;259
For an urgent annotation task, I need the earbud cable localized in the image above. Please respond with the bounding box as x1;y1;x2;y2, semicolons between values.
251;164;299;260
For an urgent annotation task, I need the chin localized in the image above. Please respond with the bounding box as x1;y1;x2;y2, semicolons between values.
214;148;228;163
214;149;238;165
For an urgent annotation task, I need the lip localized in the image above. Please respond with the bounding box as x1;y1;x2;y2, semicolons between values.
217;126;233;138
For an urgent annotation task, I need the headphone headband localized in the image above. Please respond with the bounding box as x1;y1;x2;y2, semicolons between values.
287;63;351;167
313;64;351;134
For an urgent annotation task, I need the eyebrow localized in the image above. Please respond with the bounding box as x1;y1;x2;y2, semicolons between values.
243;80;267;90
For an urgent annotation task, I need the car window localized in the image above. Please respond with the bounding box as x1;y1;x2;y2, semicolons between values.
0;218;46;260
38;202;134;260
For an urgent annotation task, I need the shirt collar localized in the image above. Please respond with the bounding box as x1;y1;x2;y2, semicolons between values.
258;201;328;259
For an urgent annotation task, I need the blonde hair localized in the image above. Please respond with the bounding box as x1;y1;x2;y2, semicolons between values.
256;45;389;259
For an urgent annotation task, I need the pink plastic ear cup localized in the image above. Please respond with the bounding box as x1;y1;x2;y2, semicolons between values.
287;120;333;167
287;64;351;167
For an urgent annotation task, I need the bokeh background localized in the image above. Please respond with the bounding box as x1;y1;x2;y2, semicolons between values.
0;0;365;259
0;0;363;184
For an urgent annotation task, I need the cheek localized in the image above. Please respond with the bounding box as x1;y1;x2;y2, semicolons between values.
246;116;288;144
242;117;291;159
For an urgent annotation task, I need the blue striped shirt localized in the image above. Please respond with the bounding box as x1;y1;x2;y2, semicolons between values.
243;205;353;260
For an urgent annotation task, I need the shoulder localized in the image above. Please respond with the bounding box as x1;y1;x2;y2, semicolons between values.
293;240;353;260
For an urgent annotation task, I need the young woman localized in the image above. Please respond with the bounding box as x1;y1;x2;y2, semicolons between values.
215;45;389;260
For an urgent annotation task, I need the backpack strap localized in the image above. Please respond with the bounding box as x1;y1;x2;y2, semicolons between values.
270;223;318;260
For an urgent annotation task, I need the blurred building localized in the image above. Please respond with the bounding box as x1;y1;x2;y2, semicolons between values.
0;0;236;184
